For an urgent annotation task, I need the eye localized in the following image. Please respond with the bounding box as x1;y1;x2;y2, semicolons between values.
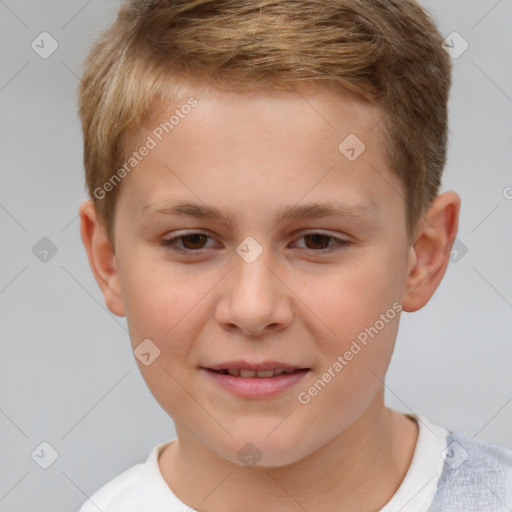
291;232;351;253
160;230;351;254
160;231;218;253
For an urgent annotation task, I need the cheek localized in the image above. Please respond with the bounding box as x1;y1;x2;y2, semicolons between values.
303;254;400;333
304;311;399;420
118;248;196;338
121;264;219;391
301;250;402;384
125;281;210;419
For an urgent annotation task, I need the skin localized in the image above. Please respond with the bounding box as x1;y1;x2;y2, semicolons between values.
80;82;460;512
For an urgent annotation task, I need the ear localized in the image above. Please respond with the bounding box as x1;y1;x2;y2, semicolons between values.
402;191;461;312
79;200;126;317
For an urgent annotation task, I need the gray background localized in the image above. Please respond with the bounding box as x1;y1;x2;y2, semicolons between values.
1;1;511;510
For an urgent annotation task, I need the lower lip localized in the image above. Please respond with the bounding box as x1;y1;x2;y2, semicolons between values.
201;368;310;399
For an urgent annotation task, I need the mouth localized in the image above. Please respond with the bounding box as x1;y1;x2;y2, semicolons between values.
201;365;311;399
206;368;310;378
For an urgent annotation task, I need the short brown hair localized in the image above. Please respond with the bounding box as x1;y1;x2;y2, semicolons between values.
78;0;451;246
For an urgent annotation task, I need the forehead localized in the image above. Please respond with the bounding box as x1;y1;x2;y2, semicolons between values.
118;83;402;228
143;81;381;147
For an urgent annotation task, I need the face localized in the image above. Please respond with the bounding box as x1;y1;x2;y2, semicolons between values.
87;83;417;467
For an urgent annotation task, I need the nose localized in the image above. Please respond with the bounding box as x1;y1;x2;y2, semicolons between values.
214;246;293;336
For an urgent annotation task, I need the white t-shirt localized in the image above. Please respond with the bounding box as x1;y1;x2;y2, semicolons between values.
78;414;449;512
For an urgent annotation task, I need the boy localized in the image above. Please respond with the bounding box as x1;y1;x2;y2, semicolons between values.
76;0;512;510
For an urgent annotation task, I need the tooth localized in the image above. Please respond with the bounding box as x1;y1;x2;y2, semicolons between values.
240;369;256;377
255;370;275;378
221;368;298;378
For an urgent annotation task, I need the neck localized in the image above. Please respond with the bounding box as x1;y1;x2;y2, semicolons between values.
159;390;418;512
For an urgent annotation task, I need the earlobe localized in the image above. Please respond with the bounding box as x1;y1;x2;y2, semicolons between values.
402;191;461;312
79;200;126;317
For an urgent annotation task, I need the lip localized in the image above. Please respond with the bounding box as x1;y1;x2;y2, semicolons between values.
204;360;308;372
201;367;310;399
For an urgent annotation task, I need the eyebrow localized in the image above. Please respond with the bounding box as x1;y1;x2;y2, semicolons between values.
140;199;376;229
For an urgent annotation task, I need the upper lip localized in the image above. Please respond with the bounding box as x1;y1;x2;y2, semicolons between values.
203;360;310;371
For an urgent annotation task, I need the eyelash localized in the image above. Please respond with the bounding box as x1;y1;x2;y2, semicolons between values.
160;231;351;255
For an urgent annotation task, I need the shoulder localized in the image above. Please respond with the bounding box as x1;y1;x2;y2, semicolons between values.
77;439;179;512
77;462;146;512
429;430;512;512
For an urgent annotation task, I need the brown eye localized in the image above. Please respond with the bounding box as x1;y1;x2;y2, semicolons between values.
179;234;208;250
292;232;351;253
161;232;215;253
303;234;332;250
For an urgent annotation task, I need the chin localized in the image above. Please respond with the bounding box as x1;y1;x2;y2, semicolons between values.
218;434;308;469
